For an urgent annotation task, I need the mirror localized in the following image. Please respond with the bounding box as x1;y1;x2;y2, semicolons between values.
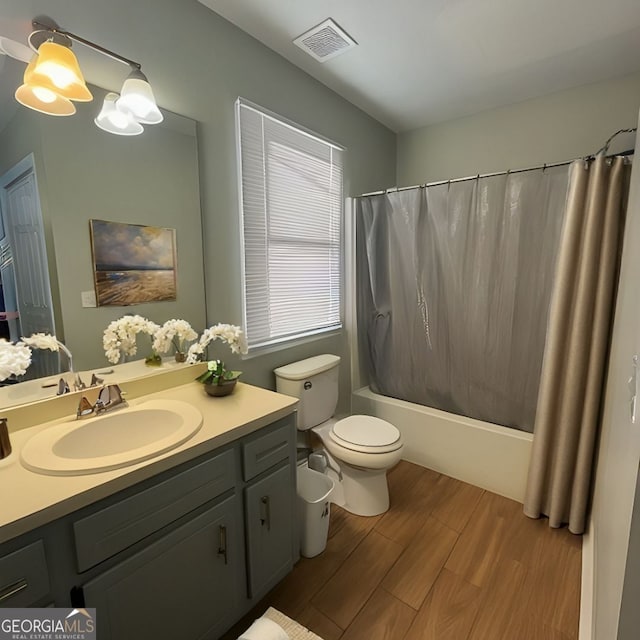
0;55;206;408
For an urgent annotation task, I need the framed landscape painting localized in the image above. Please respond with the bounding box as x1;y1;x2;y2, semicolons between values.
90;219;177;306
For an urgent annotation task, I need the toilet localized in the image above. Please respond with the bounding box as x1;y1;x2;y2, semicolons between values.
274;354;403;516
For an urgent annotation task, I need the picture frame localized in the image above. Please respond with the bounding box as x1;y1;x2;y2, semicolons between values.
89;219;177;306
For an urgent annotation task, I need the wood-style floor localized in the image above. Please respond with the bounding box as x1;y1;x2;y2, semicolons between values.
224;461;581;640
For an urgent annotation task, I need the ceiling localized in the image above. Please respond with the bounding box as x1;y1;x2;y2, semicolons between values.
200;0;640;132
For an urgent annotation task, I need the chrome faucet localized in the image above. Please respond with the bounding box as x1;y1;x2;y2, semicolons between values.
76;384;127;419
56;373;97;396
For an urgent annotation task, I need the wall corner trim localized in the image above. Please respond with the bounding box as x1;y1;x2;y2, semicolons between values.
579;517;595;640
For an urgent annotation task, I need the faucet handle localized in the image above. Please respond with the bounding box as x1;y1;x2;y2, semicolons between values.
95;385;111;410
108;383;126;405
90;373;104;387
57;378;70;396
77;396;94;418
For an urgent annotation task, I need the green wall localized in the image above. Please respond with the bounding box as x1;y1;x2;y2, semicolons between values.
0;0;397;406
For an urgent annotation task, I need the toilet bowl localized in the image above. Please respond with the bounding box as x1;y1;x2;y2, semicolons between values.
312;415;403;516
274;354;404;517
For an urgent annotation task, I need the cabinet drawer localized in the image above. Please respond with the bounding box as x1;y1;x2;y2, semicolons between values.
242;418;293;481
74;449;235;572
0;540;50;607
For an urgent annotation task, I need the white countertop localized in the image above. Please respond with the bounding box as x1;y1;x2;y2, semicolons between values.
0;380;298;544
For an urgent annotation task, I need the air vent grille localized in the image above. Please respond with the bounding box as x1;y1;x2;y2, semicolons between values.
293;18;357;62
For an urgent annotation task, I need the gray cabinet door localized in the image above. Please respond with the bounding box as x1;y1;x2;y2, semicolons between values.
244;463;294;598
82;495;241;640
0;540;50;607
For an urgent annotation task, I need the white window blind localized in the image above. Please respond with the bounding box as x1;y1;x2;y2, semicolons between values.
237;100;343;350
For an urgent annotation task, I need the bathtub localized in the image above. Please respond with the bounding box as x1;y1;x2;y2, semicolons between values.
351;386;533;503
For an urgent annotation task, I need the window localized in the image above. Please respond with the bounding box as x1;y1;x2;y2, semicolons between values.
236;99;344;350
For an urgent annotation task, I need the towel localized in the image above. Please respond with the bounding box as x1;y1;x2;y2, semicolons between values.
238;616;289;640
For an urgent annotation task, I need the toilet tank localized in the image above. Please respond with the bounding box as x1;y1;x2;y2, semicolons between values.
274;354;340;430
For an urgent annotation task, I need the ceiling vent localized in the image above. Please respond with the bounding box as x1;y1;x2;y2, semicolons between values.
293;18;357;63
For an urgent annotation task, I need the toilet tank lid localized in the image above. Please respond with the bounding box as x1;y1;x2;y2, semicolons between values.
274;354;340;380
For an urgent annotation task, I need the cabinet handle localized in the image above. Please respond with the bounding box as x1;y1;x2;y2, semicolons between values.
260;495;271;531
0;579;28;603
217;525;228;565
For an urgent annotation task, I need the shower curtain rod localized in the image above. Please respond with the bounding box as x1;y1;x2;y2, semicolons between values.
357;160;572;197
357;128;636;199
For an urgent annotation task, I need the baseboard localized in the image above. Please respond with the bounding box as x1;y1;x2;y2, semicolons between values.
579;518;595;640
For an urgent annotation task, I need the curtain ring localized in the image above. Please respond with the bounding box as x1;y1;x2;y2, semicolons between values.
447;179;451;192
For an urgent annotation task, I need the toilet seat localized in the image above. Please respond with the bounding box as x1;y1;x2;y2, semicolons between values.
330;415;402;454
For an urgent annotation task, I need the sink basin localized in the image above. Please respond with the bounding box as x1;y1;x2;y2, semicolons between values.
20;399;203;476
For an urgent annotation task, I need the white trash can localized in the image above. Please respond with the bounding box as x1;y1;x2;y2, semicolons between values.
297;465;335;558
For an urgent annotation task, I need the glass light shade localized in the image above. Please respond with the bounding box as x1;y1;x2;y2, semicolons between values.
0;36;33;63
30;42;92;102
95;92;144;136
15;57;76;116
116;70;163;124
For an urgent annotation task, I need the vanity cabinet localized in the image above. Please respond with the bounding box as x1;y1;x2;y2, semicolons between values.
0;413;297;640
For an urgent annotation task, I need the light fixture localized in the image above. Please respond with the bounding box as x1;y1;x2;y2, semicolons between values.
10;18;163;134
117;69;163;124
15;56;76;116
95;92;144;136
0;36;33;63
28;41;92;101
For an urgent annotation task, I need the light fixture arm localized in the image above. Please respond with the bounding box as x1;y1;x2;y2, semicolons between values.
31;20;142;70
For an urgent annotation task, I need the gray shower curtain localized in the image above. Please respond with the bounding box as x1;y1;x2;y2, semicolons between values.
356;166;570;432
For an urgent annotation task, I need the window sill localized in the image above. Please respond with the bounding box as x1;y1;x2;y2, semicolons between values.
241;326;343;360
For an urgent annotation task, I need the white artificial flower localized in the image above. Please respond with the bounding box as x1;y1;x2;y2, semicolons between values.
0;339;32;381
21;333;60;352
186;323;247;364
103;315;161;364
152;319;198;355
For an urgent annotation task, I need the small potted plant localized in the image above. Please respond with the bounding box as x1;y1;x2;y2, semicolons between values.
196;359;242;396
187;323;247;396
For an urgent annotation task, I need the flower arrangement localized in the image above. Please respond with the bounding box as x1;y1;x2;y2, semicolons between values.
21;333;60;352
21;333;74;372
103;315;161;365
186;323;247;364
152;319;198;359
0;339;32;381
186;323;247;395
